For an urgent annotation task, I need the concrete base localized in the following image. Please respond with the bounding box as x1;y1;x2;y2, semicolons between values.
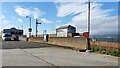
85;50;92;53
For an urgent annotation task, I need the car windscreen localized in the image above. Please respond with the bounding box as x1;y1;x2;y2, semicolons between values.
4;34;11;37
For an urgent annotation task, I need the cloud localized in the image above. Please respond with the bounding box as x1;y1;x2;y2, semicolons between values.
0;15;14;31
56;2;118;35
15;6;45;19
1;0;119;2
56;2;100;17
41;18;53;23
54;0;119;2
15;6;31;17
0;15;5;20
32;8;44;19
56;20;62;23
17;18;23;23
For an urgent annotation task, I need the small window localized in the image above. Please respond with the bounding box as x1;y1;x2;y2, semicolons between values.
4;34;11;37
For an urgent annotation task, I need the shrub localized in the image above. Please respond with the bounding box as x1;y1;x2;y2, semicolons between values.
91;46;95;52
90;45;120;57
94;46;99;52
110;49;120;57
105;49;111;55
99;47;106;54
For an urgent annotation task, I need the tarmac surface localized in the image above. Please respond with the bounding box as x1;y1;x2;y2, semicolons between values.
0;40;119;68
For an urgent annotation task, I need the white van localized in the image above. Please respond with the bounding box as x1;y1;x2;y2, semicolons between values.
2;33;11;41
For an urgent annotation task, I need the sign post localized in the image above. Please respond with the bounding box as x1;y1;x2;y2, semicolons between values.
26;16;32;37
28;28;32;37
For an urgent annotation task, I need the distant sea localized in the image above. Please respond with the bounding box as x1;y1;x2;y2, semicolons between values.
90;34;119;43
92;38;119;43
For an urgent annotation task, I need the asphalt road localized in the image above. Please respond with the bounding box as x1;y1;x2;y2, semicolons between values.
2;40;51;49
1;40;119;67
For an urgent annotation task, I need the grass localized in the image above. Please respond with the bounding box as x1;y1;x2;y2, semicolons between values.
91;45;120;57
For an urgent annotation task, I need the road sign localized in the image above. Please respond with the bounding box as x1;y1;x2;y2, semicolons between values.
28;28;32;32
43;30;47;35
83;32;89;38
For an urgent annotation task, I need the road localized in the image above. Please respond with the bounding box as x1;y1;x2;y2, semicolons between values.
1;40;119;67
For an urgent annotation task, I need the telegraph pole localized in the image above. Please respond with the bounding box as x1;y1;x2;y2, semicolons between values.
87;0;91;50
88;0;90;34
36;18;41;37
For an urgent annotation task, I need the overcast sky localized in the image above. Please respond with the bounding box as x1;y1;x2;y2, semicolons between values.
0;0;119;36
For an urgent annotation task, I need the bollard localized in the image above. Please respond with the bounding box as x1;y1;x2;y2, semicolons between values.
26;38;29;41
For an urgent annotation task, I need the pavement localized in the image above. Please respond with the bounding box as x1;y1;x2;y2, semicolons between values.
0;40;119;67
0;39;2;67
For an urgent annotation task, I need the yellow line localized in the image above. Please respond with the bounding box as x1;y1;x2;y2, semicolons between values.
117;62;120;64
111;56;120;58
111;62;120;65
101;62;120;66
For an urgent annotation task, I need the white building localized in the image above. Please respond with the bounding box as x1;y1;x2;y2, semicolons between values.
56;25;76;37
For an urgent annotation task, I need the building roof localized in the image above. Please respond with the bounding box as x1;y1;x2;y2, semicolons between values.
11;27;16;29
3;27;23;33
56;25;75;29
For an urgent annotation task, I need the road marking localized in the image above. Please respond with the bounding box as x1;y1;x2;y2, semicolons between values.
116;62;120;64
101;62;119;66
111;56;120;58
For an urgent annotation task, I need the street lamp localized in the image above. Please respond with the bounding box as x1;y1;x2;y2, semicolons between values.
26;16;32;37
21;26;23;30
26;16;31;28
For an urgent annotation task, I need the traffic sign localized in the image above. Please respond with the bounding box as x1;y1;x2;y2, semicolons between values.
28;28;32;32
43;30;47;35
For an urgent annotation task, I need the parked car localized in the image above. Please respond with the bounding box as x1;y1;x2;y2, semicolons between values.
2;33;11;41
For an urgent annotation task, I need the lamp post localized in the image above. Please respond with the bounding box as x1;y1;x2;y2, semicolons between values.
26;16;31;28
36;18;41;37
21;26;23;30
26;16;32;37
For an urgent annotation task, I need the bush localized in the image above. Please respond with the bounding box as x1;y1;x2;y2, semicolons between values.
110;49;120;56
99;47;106;54
91;45;120;57
91;46;95;52
106;49;112;55
94;46;99;52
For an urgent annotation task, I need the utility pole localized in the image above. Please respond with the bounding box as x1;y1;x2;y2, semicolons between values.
36;18;41;37
88;0;90;34
87;0;91;50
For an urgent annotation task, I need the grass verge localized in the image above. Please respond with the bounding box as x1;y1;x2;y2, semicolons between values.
91;45;120;57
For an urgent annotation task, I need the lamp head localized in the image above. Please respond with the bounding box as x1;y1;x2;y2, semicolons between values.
26;16;29;18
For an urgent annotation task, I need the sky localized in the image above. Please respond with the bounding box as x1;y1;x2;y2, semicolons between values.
0;0;119;36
